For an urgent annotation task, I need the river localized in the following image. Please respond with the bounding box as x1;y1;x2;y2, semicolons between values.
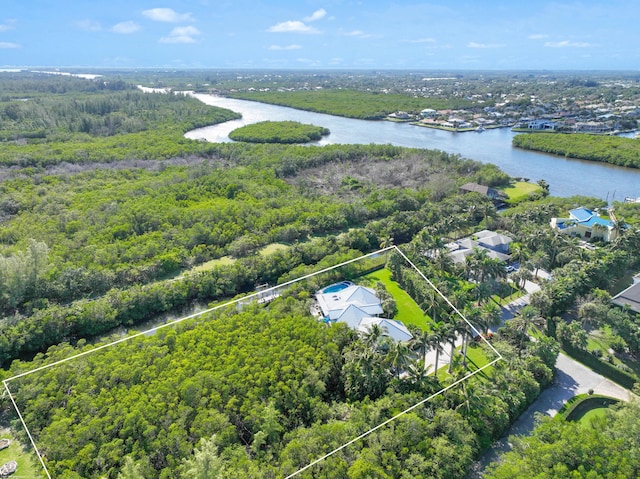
185;93;640;201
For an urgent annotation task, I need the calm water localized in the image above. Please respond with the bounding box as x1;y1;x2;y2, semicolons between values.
186;94;640;200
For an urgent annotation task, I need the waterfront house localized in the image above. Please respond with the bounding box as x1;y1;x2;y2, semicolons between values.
459;182;507;204
527;119;557;131
550;207;618;242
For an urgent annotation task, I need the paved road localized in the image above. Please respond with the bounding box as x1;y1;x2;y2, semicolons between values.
467;352;635;478
466;271;635;477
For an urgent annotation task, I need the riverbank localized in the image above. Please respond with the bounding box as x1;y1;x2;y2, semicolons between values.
185;93;640;200
512;132;640;169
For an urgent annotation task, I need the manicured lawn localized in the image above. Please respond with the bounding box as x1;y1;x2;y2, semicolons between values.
435;343;494;381
578;407;608;426
498;181;542;203
364;268;432;330
0;428;44;478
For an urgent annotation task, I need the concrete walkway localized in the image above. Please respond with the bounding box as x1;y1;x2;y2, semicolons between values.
467;351;635;478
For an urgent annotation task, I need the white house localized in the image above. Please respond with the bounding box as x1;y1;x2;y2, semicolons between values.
316;284;412;342
357;317;413;342
550;207;618;242
316;285;384;321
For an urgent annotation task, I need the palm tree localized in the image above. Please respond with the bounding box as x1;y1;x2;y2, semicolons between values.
479;301;501;334
441;319;460;374
386;340;412;378
362;323;385;352
408;327;431;372
404;360;435;392
511;305;545;355
511;267;532;290
429;321;447;376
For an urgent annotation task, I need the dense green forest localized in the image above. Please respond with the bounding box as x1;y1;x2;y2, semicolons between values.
512;133;640;169
227;90;477;120
4;275;558;479
0;74;240;167
229;121;330;144
0;83;510;364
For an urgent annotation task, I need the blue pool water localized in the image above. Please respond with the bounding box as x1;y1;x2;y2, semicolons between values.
322;281;353;294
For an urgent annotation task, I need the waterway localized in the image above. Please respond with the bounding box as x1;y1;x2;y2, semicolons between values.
185;93;640;201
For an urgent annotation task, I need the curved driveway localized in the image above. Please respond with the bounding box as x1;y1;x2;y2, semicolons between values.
467;351;635;478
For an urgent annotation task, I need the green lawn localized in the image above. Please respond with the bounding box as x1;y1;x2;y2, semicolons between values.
578;407;609;426
0;428;44;478
587;326;640;377
434;344;494;381
364;268;432;330
188;243;289;275
498;181;542;203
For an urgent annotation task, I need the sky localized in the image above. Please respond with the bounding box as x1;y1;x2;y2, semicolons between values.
1;0;639;70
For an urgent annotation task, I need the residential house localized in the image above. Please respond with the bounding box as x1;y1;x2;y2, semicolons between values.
550;207;619;242
315;284;412;342
357;317;413;342
611;273;640;314
527;119;557;131
446;229;512;265
316;285;383;321
574;121;612;133
459;182;508;204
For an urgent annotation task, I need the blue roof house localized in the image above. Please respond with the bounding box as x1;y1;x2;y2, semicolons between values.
550;207;618;242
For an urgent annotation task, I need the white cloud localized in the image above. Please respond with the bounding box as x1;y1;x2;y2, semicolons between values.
303;9;327;22
406;37;436;43
343;30;375;39
544;40;591;48
76;19;101;31
268;44;302;50
142;8;194;23
0;42;20;49
528;34;548;40
111;21;140;34
267;20;320;34
160;26;202;44
0;19;17;32
467;42;505;48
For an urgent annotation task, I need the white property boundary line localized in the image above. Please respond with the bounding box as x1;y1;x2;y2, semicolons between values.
2;245;503;479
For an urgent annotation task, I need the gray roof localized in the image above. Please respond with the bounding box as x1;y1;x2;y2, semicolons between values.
460;182;490;195
358;317;413;342
612;282;640;314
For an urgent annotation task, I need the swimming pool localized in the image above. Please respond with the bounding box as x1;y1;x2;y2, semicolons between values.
321;281;353;294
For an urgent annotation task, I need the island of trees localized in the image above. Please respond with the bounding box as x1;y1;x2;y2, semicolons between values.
228;121;329;144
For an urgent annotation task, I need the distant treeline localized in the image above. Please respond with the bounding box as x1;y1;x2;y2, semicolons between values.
0;78;240;166
228;89;479;120
513;133;640;169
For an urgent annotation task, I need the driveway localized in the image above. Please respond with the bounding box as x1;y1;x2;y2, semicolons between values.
467;352;635;478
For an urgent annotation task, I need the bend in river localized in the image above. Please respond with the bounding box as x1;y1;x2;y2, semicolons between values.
186;93;640;200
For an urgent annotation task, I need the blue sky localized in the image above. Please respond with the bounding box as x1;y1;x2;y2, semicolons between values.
1;0;639;70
